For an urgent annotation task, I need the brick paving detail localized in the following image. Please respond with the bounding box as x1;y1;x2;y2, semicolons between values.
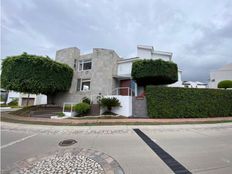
7;148;124;174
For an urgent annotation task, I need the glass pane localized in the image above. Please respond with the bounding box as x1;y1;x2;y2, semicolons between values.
79;62;83;71
74;59;77;69
83;62;92;70
77;79;81;91
81;81;90;91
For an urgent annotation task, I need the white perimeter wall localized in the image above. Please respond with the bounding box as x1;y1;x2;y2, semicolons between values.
209;70;232;88
35;94;47;105
7;91;20;103
137;49;152;58
104;95;132;117
117;62;132;76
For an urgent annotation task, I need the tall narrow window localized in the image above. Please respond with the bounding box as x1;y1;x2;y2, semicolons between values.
74;59;77;70
76;79;81;91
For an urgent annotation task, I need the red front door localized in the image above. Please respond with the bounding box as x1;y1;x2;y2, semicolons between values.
120;79;131;95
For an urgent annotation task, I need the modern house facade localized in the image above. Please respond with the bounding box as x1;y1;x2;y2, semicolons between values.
53;45;183;107
208;63;232;88
54;47;121;105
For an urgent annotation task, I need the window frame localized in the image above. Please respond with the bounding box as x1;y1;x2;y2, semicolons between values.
78;59;92;71
74;59;77;70
77;78;91;92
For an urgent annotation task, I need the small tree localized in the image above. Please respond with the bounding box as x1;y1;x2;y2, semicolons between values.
218;80;232;89
131;59;178;86
100;97;121;112
1;53;73;104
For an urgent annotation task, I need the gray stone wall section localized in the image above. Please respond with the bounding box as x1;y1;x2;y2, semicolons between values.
56;47;80;68
53;47;121;106
132;97;148;117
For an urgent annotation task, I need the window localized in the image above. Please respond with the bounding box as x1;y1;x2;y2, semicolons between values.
81;80;90;91
74;59;77;69
78;60;92;71
77;79;91;91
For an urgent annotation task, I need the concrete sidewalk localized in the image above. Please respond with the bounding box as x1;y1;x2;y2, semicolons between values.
1;112;232;125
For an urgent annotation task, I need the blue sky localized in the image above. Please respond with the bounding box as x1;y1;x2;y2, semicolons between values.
1;0;232;82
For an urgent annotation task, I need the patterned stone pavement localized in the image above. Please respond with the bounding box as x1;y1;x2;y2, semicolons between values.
6;148;124;174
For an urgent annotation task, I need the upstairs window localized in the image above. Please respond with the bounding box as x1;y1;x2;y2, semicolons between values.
78;60;92;71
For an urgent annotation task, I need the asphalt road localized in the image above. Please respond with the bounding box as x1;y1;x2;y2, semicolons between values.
1;122;232;174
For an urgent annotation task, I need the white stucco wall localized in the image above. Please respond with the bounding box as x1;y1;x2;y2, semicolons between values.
6;91;20;104
117;61;132;76
18;93;47;106
208;64;232;88
104;95;132;117
151;53;171;61
137;48;152;58
35;94;47;105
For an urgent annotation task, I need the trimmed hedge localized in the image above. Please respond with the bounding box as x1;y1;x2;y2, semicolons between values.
146;86;232;118
1;53;73;95
131;59;178;86
218;80;232;89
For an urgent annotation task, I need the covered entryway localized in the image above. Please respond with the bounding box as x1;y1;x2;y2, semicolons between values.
119;79;136;96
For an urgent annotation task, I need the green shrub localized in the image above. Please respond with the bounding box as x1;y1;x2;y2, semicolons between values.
8;98;18;106
0;95;5;102
0;104;8;107
146;86;232;118
64;105;72;111
100;97;121;111
132;59;178;86
82;97;91;104
1;53;73;104
74;102;91;116
57;112;65;117
218;80;232;89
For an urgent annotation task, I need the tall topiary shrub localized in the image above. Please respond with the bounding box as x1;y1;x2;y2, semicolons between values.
218;80;232;89
1;53;73;104
131;59;178;86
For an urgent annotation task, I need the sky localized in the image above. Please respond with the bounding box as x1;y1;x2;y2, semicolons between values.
1;0;232;82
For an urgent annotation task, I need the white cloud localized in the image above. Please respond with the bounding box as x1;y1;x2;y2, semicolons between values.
1;0;232;81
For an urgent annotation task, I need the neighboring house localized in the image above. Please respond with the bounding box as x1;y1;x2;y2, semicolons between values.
18;93;47;106
5;91;47;107
53;45;183;105
182;81;207;88
208;63;232;88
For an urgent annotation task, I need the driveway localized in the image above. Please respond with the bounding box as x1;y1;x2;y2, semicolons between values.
1;122;232;174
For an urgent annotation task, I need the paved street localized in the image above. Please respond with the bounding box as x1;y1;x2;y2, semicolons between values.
1;122;232;174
